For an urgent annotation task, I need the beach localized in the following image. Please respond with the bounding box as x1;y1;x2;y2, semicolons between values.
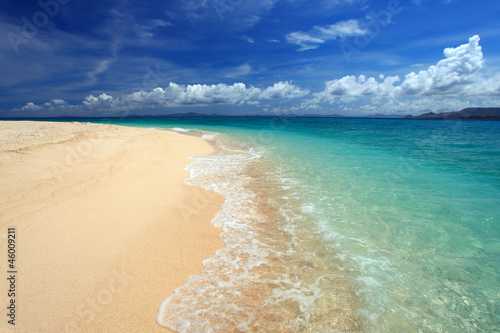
1;118;499;332
0;121;224;332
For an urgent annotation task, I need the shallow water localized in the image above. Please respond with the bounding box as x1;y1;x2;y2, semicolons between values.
156;134;364;331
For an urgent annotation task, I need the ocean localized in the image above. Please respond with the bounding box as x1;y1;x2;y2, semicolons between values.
92;116;499;332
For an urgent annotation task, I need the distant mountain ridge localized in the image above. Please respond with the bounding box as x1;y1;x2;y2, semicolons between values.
2;108;499;120
406;107;500;120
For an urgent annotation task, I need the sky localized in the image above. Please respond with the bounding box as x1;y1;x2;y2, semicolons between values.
0;0;499;117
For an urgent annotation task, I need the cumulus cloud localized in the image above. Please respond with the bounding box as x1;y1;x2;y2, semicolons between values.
124;82;260;106
397;35;484;95
15;81;308;114
16;99;74;117
21;102;43;112
315;35;500;102
123;81;306;106
287;19;367;51
83;93;116;109
260;81;309;99
319;75;400;97
21;99;71;111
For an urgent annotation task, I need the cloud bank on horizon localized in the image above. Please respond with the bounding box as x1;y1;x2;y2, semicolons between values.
19;81;308;114
12;36;500;116
0;0;499;117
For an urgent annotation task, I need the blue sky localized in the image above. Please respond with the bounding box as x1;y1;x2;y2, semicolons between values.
1;0;499;117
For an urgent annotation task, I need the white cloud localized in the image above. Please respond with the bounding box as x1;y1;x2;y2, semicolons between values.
122;81;307;106
225;64;252;78
15;81;308;114
286;19;368;51
20;99;72;113
83;93;116;109
319;75;400;98
260;81;309;99
241;36;255;43
87;59;115;81
21;102;42;112
11;36;499;117
314;20;367;38
315;35;500;102
87;39;119;83
397;35;484;95
286;32;325;51
45;99;69;107
125;82;260;106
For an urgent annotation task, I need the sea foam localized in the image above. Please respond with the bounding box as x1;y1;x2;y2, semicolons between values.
156;133;363;332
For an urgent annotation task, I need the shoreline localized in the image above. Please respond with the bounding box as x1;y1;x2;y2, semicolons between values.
155;129;365;332
0;121;224;332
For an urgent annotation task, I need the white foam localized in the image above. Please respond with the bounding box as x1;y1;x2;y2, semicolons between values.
156;135;347;332
170;127;190;132
201;133;216;140
300;204;316;214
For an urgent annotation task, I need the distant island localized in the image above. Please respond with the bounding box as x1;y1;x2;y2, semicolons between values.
405;107;500;120
2;108;500;120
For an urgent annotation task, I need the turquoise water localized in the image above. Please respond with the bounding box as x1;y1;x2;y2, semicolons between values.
93;117;499;331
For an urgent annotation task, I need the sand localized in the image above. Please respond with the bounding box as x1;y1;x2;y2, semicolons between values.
0;121;224;332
